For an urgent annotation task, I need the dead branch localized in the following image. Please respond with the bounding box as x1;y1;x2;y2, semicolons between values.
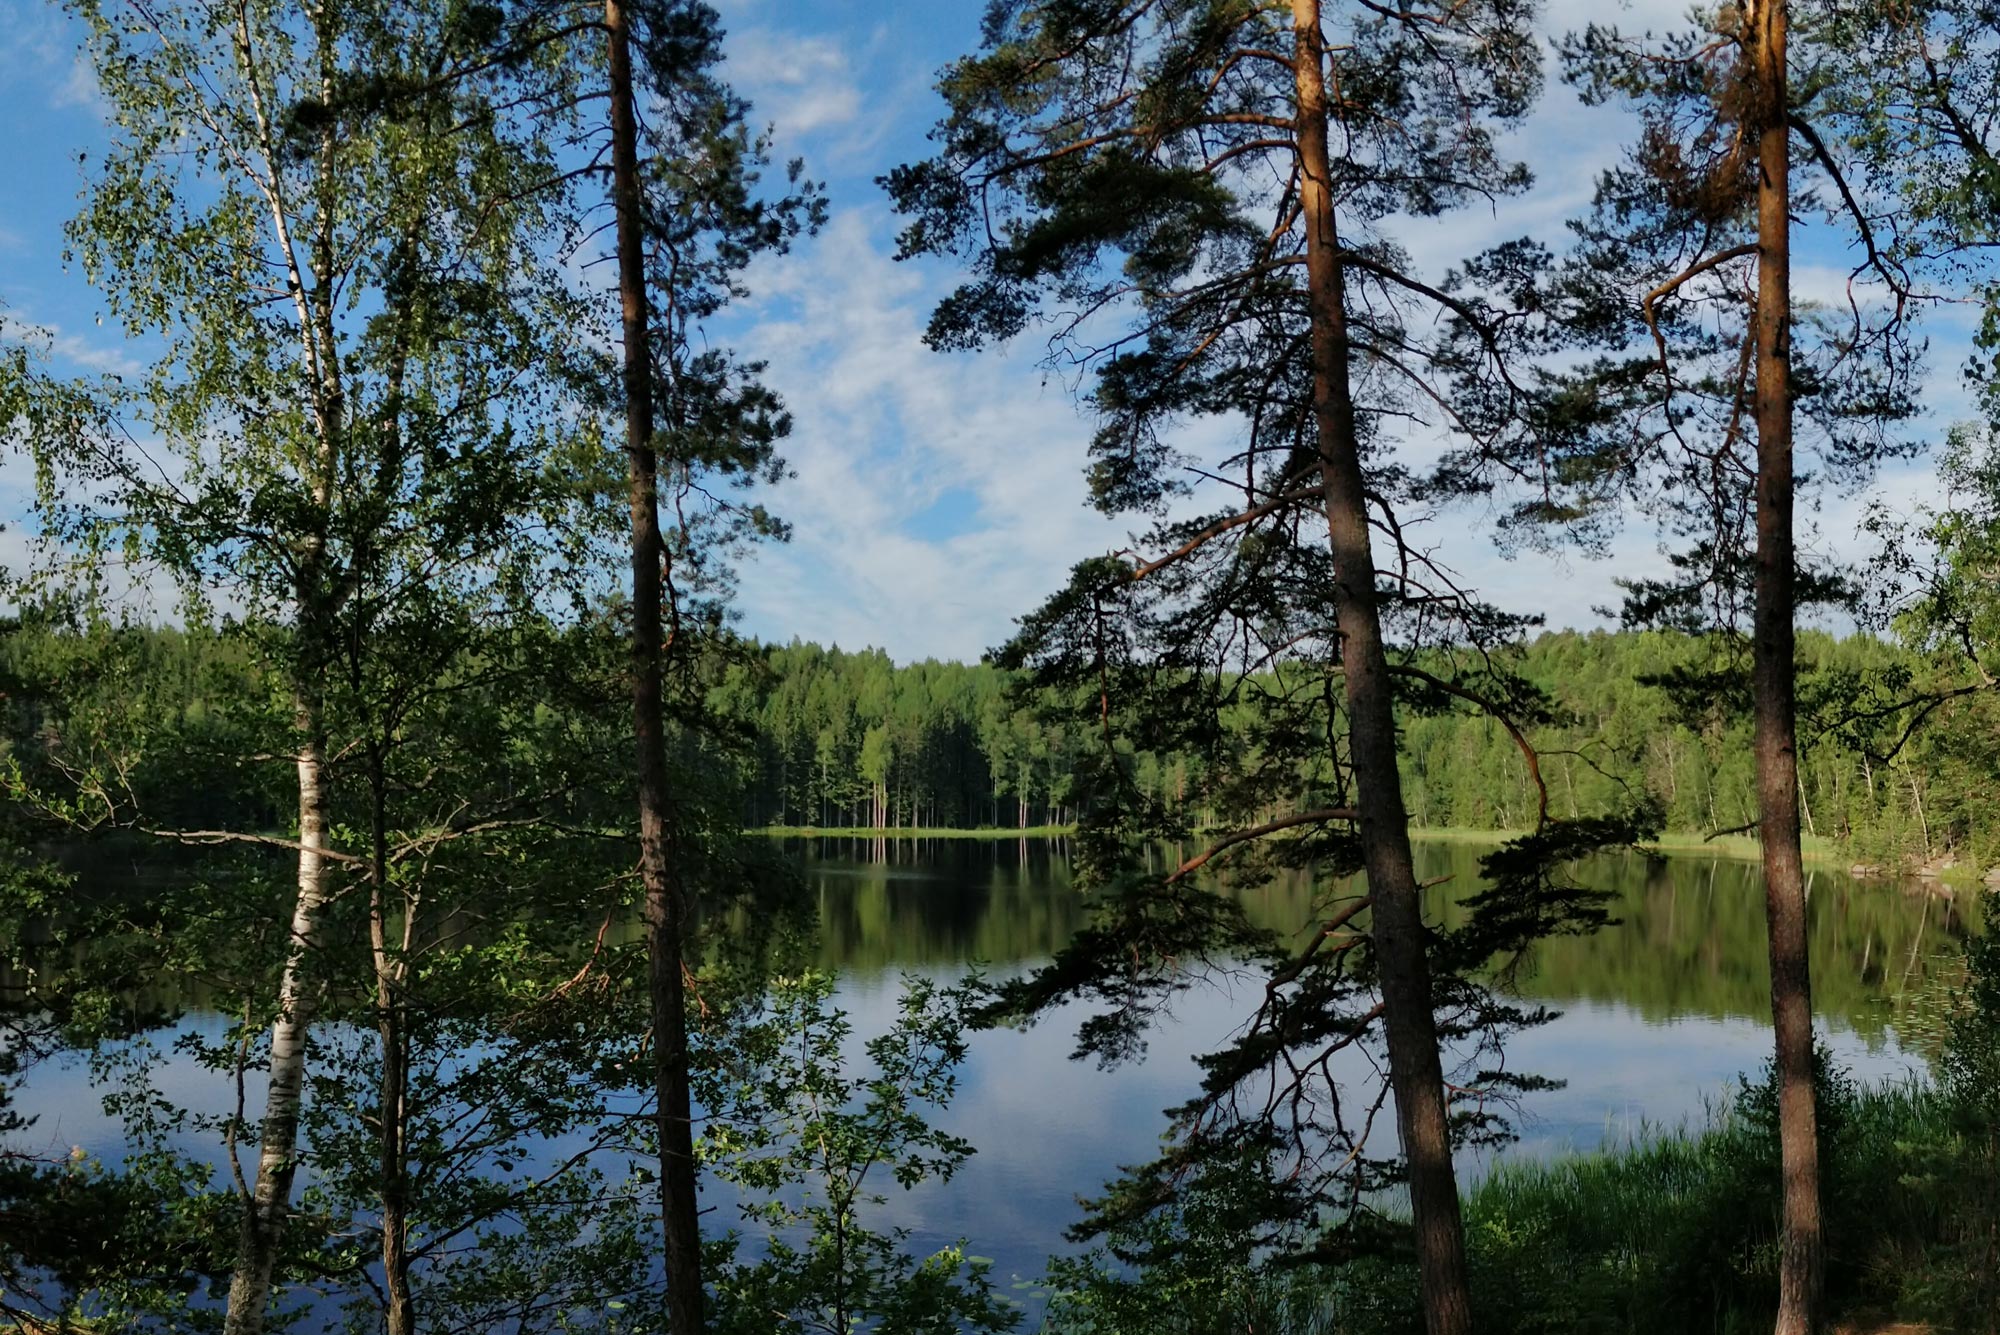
1166;806;1359;884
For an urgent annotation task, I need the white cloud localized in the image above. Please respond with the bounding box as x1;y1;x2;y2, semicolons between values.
727;29;864;138
0;5;101;115
730;209;1122;662
52;53;105;114
1540;0;1707;36
1;313;144;380
724;205;1662;661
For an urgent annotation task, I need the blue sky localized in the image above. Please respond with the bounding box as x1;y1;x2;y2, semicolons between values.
0;0;1969;662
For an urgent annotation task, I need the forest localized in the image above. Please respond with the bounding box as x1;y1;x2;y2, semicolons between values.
13;622;1989;867
718;629;1997;868
0;1;1998;1335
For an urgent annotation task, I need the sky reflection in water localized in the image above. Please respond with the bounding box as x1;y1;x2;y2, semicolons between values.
11;838;1966;1303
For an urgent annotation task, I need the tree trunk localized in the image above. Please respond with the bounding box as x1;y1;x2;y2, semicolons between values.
223;721;332;1335
223;20;347;1332
368;747;415;1335
1289;6;1473;1333
1901;757;1931;859
607;3;706;1331
1749;2;1824;1329
376;973;413;1335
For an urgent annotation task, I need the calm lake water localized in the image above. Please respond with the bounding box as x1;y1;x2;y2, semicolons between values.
784;837;1967;1288
6;836;1975;1309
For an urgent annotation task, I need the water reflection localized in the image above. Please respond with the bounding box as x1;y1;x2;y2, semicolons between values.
4;837;1973;1305
779;838;1966;1284
793;836;1968;1041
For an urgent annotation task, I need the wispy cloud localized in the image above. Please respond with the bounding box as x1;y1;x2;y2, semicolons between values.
729;209;1122;661
0;5;101;114
51;53;105;114
701;2;1968;661
724;207;1663;659
1;312;143;379
728;29;864;138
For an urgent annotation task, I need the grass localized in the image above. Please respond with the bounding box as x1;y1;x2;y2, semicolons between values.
1446;1075;1971;1335
1045;1071;1992;1335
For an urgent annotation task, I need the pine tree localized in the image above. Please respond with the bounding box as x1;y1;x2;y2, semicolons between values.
889;3;1653;1327
1549;2;1943;1323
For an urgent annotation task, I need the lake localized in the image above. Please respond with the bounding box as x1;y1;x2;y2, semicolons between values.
4;836;1974;1314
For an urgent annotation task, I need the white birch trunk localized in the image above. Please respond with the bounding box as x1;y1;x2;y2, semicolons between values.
223;726;332;1335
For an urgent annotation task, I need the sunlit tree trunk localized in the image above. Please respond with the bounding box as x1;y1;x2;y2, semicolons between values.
217;16;354;1329
606;2;705;1330
1749;1;1823;1329
1291;5;1474;1332
224;717;332;1335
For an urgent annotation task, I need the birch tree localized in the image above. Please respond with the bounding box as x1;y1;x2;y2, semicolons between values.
8;3;602;1329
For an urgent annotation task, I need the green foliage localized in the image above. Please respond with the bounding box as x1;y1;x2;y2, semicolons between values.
1886;890;2000;1329
710;625;1996;869
12;620;1989;873
0;0;1995;1329
0;0;823;1325
711;642;1081;832
1042;1144;1411;1335
1046;1057;1995;1335
1810;0;2000;420
701;971;1017;1335
1534;0;1968;640
0;1146;232;1331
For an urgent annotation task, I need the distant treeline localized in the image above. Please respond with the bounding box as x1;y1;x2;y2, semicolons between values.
7;624;1993;867
712;630;1994;868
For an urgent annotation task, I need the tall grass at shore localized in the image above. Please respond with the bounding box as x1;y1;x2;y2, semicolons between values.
1045;1067;1991;1335
1457;1073;1955;1334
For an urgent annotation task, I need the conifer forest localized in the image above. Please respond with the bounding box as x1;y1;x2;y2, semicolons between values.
3;2;2000;1334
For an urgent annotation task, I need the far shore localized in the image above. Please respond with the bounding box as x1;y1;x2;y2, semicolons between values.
748;824;1075;840
749;823;1990;883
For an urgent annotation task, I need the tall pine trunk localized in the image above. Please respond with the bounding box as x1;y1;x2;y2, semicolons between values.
1291;5;1473;1332
1750;1;1823;1329
606;3;705;1331
223;718;332;1335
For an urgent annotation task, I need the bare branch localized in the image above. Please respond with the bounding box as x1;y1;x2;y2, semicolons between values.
1166;806;1359;884
1130;482;1326;582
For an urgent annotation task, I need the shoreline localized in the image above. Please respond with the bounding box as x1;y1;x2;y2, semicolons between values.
746;823;1839;859
748;824;1075;840
748;823;1992;885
